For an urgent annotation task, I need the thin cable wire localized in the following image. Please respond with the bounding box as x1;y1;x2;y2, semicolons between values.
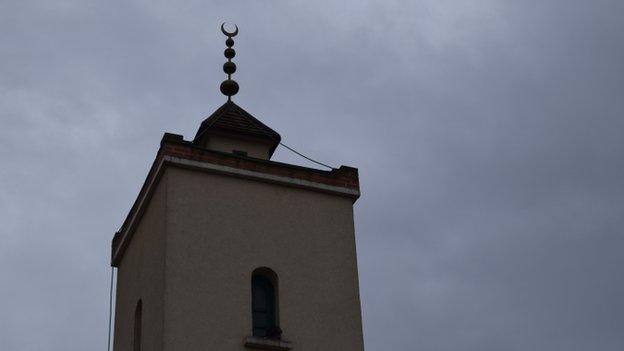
243;113;335;170
107;267;114;351
278;141;335;170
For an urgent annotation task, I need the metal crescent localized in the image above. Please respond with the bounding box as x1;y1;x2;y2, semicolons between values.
221;23;238;37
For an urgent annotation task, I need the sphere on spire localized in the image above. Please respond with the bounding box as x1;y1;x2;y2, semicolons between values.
224;48;236;59
223;61;236;75
220;79;239;97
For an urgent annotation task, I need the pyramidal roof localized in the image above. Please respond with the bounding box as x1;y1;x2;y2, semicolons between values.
193;101;281;155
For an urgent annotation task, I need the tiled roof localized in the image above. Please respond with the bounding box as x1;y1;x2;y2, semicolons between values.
193;101;281;154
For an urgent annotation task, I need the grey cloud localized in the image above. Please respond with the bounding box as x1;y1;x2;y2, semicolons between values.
1;1;623;350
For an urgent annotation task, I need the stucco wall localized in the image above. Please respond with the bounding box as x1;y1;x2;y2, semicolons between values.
113;175;167;351
162;167;364;351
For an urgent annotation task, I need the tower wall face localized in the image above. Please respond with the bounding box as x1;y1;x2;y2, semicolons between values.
113;179;167;351
162;167;364;351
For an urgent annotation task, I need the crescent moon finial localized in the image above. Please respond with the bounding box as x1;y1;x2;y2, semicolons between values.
221;22;239;37
219;23;239;101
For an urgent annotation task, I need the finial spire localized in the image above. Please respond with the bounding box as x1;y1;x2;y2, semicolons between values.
220;23;239;101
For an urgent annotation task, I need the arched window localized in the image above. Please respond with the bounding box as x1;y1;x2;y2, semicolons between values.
251;268;280;338
133;300;142;351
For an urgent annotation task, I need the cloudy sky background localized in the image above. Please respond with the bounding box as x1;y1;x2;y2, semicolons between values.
1;1;623;350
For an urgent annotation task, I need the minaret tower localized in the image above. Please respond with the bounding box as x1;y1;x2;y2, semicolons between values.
111;24;364;351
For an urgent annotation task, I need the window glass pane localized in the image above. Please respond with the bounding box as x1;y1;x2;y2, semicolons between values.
253;287;266;310
253;312;268;327
252;272;277;337
134;300;142;351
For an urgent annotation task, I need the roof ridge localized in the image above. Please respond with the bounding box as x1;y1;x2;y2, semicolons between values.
229;102;280;139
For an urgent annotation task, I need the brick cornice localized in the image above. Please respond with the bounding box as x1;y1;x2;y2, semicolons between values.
161;133;360;191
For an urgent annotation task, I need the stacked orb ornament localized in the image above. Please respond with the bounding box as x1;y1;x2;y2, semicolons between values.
220;23;239;100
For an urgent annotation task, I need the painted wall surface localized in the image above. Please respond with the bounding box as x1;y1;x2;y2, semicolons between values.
162;167;364;351
113;175;167;351
205;134;272;159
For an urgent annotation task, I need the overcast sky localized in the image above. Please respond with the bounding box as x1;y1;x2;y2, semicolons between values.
1;1;623;350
